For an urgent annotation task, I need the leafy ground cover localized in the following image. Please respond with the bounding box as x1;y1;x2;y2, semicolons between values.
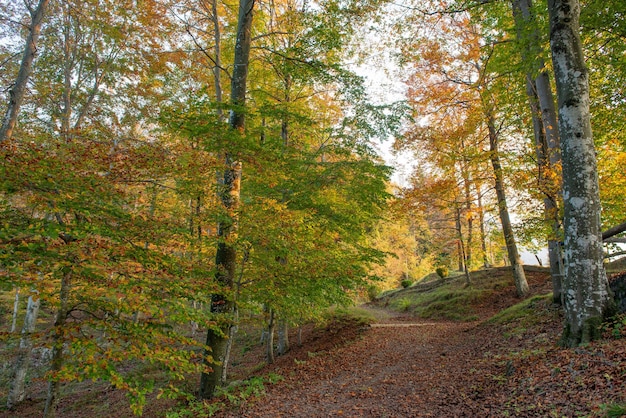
2;266;625;417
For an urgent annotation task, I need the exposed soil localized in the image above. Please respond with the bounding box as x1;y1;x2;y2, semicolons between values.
2;269;625;417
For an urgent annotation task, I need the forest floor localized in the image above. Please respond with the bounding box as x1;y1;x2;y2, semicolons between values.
2;268;626;417
213;269;626;418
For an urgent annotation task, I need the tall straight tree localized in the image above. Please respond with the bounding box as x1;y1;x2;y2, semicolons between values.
511;0;564;303
547;0;613;346
199;0;255;400
485;109;529;297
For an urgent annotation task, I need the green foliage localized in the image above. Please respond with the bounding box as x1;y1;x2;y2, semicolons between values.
601;313;626;340
489;293;557;338
601;403;626;418
401;279;413;288
326;306;377;326
415;288;482;321
489;294;553;325
384;269;514;321
165;400;224;418
165;373;283;418
436;266;449;278
392;297;414;312
366;284;380;301
0;0;396;413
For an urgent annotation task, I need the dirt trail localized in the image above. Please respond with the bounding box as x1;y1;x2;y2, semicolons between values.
233;312;498;417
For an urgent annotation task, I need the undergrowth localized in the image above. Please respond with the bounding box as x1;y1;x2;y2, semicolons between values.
325;306;378;326
602;313;626;340
383;269;510;321
165;373;283;418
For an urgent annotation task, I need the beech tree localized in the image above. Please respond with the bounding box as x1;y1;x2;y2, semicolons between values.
398;4;529;294
199;0;255;400
1;1;216;414
547;0;613;346
511;0;564;303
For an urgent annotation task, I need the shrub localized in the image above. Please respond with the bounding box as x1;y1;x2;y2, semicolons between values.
436;266;449;278
401;279;413;288
367;285;379;301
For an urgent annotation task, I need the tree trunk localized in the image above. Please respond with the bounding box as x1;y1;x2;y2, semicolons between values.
455;208;465;273
10;287;19;333
43;270;71;418
0;0;49;143
199;0;254;399
547;0;613;346
221;305;238;383
512;0;564;304
527;76;564;304
459;140;474;270
277;318;289;355
266;309;276;364
211;0;224;121
602;221;626;241
297;323;303;346
487;114;529;297
455;205;471;285
199;161;242;399
7;292;40;409
475;183;490;267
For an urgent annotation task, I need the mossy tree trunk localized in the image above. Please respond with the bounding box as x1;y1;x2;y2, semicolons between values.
547;0;613;347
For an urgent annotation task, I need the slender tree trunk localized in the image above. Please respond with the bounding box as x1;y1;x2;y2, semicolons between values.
455;205;471;285
221;304;238;382
7;292;40;409
455;208;465;273
266;308;276;364
475;183;490;267
459;140;474;270
602;222;626;240
297;318;303;346
211;0;224;120
0;0;49;143
277;318;289;355
10;287;20;333
464;177;473;270
61;6;72;142
512;0;564;304
547;0;613;346
526;76;564;303
43;270;72;418
199;0;255;399
487;114;529;297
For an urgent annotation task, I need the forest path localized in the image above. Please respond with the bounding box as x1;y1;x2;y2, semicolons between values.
232;308;500;417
